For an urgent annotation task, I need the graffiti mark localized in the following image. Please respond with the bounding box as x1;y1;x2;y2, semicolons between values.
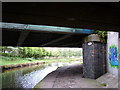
109;45;118;68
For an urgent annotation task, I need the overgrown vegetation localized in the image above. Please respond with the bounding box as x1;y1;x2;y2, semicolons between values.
95;30;107;43
101;83;107;87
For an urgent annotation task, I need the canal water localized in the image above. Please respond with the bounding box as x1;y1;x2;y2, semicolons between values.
1;61;80;88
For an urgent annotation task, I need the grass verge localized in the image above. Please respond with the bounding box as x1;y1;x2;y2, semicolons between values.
0;56;83;66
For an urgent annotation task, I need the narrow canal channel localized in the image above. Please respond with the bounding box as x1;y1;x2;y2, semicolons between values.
1;61;80;88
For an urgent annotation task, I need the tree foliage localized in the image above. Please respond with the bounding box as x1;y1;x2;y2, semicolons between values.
0;46;51;59
1;46;82;59
49;48;82;57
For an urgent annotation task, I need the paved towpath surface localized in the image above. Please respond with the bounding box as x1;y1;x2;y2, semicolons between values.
34;64;118;88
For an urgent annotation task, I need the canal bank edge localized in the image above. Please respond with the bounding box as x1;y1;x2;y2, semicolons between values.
34;66;62;88
1;61;45;71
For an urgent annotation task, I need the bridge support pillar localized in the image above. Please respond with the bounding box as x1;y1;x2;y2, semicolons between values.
82;34;106;79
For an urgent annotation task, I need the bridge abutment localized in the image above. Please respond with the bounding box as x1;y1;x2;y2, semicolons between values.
82;34;106;79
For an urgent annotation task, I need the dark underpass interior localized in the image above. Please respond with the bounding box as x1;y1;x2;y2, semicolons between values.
2;27;91;47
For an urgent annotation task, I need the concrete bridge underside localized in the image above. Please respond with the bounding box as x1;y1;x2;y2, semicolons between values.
2;3;119;33
2;2;119;47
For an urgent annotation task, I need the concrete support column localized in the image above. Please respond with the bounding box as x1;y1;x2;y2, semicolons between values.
107;32;119;75
118;33;120;88
82;34;106;79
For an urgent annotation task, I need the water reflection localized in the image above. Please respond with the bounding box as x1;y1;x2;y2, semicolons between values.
1;61;80;88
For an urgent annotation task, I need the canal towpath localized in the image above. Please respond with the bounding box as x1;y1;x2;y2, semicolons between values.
34;64;118;88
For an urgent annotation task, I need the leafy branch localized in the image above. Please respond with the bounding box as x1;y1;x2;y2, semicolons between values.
94;30;107;43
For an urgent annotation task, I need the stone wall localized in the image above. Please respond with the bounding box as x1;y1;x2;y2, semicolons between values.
107;32;119;75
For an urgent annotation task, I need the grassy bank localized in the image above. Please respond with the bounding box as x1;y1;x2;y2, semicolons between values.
0;56;83;66
0;56;41;66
